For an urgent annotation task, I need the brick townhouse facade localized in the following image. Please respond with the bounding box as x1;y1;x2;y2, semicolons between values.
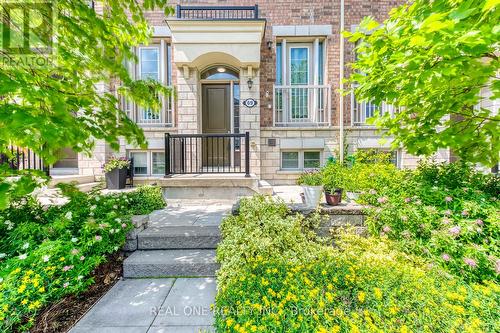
57;0;453;185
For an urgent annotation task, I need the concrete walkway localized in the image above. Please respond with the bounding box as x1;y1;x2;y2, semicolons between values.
70;278;216;333
70;200;233;333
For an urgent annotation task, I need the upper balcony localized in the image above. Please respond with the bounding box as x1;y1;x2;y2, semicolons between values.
273;85;332;127
175;4;260;20
119;92;174;127
351;91;398;126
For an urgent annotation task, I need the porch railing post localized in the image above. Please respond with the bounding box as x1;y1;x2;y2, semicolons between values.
176;4;181;18
244;131;250;177
165;133;171;177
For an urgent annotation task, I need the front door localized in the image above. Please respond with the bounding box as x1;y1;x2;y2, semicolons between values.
202;84;231;167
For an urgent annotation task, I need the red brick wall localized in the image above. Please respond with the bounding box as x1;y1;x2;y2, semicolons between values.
142;0;405;126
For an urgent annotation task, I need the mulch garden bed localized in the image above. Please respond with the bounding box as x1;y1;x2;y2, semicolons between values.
28;252;124;333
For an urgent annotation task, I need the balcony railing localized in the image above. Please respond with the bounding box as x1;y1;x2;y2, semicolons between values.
273;85;331;127
119;93;174;127
176;4;259;20
1;146;49;176
351;91;398;126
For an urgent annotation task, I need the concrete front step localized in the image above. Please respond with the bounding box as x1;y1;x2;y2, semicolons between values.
138;226;220;250
49;174;95;187
76;182;103;193
123;249;219;278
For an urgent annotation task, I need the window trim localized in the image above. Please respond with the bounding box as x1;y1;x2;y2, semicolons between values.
288;44;311;85
281;150;322;170
281;151;300;170
151;150;165;176
138;46;160;81
129;151;149;176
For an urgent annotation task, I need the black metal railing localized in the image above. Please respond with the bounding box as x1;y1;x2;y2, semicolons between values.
1;146;49;176
165;132;250;177
176;4;259;20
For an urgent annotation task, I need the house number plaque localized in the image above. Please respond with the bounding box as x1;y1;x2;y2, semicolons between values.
242;98;257;108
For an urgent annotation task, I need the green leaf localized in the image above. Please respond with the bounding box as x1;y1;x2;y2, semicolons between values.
483;0;500;12
409;35;427;46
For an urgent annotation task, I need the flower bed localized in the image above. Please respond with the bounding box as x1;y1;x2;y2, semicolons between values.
215;196;499;332
0;185;165;331
323;157;499;283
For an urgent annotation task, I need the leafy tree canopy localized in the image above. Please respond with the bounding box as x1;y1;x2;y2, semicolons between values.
0;0;173;207
347;0;499;166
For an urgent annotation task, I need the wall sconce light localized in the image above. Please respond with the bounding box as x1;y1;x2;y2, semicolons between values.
247;77;253;90
267;40;273;50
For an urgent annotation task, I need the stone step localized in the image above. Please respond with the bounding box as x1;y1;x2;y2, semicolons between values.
76;182;103;193
138;226;220;250
123;249;219;278
49;174;95;187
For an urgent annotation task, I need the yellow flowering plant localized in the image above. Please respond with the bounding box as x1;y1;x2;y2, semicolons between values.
215;196;499;333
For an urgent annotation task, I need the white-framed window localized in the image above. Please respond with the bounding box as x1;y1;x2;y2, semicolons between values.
303;151;321;168
281;150;322;170
139;47;160;81
152;151;165;175
129;151;148;175
138;47;161;122
289;46;310;119
282;151;300;169
128;151;166;176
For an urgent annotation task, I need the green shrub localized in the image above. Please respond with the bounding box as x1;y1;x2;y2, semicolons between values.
317;157;499;283
215;197;499;333
0;185;165;331
296;171;323;186
217;196;325;287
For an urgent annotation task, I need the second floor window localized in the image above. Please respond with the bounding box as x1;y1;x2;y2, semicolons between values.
138;47;161;121
274;39;329;126
139;48;160;81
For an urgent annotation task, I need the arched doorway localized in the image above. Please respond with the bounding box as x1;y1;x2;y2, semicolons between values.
200;65;241;168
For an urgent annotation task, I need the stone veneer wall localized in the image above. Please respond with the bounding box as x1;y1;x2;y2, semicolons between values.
260;128;339;185
260;127;451;185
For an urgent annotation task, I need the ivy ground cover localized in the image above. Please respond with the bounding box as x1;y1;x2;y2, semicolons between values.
0;185;165;331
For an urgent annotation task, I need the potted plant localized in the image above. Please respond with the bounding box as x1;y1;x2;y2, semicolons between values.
324;186;343;206
103;157;130;190
321;162;344;205
297;171;323;208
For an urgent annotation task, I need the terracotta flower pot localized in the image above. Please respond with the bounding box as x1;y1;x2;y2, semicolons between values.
325;192;342;206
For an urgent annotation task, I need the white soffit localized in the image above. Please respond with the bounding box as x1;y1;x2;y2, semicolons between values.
272;25;332;37
153;26;172;37
166;20;266;68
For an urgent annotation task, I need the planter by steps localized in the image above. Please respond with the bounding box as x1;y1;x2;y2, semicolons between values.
105;167;127;190
302;185;323;208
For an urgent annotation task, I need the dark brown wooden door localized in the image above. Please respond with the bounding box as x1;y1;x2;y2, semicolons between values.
202;84;231;167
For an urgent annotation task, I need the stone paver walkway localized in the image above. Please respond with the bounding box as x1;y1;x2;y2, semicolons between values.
70;278;216;333
70;200;232;333
148;200;233;228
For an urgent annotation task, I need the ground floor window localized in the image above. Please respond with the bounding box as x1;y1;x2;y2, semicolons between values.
152;152;165;175
281;150;322;170
130;152;147;175
128;150;165;176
